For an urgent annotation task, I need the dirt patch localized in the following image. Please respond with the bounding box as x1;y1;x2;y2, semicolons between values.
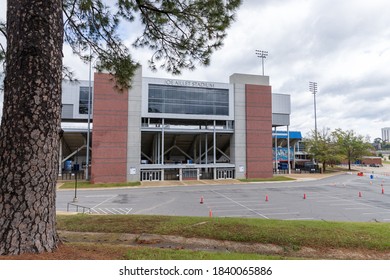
0;243;129;260
2;231;388;260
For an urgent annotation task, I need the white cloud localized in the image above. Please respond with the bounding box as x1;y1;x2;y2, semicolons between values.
1;0;390;139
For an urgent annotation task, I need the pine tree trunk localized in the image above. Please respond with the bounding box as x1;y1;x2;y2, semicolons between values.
0;0;63;255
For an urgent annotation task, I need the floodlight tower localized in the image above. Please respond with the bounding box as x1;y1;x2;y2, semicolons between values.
309;81;318;138
255;50;268;75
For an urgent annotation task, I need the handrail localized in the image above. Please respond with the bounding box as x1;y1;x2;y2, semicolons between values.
67;202;91;214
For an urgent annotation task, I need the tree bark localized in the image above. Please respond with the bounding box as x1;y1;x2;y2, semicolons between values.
0;0;63;255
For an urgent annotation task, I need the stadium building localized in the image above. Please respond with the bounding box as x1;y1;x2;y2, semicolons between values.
59;67;291;183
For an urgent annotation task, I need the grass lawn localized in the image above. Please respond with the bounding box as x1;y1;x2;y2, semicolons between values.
59;181;141;189
59;177;295;189
55;214;390;260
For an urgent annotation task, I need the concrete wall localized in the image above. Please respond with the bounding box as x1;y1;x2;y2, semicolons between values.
230;73;273;179
62;80;92;120
230;82;247;179
127;68;142;181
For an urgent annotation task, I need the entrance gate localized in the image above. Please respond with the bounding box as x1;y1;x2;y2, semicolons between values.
182;169;198;180
141;170;162;181
217;168;235;179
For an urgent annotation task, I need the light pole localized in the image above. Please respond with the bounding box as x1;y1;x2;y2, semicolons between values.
85;47;93;181
309;81;318;137
255;50;268;75
73;149;79;202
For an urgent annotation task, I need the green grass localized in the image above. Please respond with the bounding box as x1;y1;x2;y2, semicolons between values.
124;247;290;260
59;177;294;189
238;176;295;182
62;243;291;260
59;181;141;189
57;215;390;252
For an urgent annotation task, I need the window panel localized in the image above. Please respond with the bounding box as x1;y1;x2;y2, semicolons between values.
79;86;93;115
148;84;229;116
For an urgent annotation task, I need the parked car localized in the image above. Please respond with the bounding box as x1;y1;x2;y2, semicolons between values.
303;162;319;173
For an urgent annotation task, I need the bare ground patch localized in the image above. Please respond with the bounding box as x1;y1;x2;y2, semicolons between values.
2;231;388;260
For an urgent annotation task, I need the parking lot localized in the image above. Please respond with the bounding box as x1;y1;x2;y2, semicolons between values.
57;171;390;222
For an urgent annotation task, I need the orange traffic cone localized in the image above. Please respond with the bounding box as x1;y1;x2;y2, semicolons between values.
303;193;307;199
265;195;269;202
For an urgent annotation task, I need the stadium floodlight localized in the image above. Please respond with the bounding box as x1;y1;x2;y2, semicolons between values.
309;81;318;138
255;50;268;75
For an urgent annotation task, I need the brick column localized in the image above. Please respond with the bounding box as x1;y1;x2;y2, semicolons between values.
245;84;273;178
91;73;129;183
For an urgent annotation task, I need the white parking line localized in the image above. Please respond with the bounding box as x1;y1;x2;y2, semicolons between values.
91;208;133;215
345;207;372;210
211;190;269;219
91;195;117;210
284;218;315;221
362;212;390;215
104;208;116;214
111;208;123;214
266;212;300;216
98;208;108;214
213;207;286;213
90;208;100;214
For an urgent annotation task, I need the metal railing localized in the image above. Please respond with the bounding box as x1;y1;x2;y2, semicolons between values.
67;202;91;214
59;171;85;181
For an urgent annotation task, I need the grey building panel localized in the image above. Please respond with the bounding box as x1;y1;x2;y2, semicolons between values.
229;80;246;179
272;113;290;126
229;73;269;86
127;67;143;182
61;104;74;119
62;80;92;120
272;93;291;114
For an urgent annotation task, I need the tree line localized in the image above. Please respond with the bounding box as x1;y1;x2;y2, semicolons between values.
304;128;374;172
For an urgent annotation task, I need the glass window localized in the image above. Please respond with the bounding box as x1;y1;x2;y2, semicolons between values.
148;84;229;116
79;86;93;115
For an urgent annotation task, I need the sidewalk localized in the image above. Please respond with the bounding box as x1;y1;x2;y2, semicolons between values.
139;173;344;187
140;179;243;187
281;171;345;181
57;171;350;190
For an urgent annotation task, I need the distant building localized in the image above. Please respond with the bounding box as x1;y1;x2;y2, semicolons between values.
361;156;382;166
272;131;311;172
381;127;390;142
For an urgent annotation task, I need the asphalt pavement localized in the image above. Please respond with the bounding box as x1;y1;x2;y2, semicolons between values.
57;170;390;222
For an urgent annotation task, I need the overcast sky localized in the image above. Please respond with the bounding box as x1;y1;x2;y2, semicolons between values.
1;0;390;140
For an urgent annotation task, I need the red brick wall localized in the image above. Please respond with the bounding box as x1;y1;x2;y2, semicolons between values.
91;73;128;183
361;157;382;165
245;84;273;178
